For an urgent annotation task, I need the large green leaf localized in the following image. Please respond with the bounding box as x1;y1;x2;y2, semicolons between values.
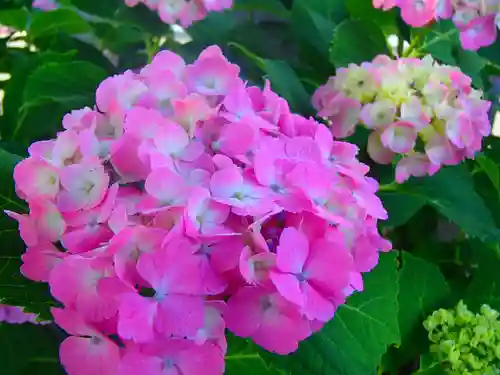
1;323;64;375
0;8;29;30
29;8;92;39
345;0;397;34
384;165;499;242
395;252;450;364
290;0;337;58
12;61;106;143
379;192;426;228
263;251;401;375
419;20;458;65
226;334;283;375
329;20;389;67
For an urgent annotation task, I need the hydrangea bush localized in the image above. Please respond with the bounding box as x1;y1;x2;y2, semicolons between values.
1;1;500;375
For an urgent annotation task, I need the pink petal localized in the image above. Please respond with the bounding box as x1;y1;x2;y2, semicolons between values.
276;227;309;274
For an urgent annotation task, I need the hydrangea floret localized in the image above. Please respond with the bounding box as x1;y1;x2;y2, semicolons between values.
312;54;491;182
0;304;40;324
7;45;391;375
424;300;500;375
374;0;500;50
124;0;233;27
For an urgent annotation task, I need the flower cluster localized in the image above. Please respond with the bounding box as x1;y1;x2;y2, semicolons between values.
424;301;500;375
374;0;500;50
124;0;233;27
0;304;40;324
312;55;491;182
7;45;390;375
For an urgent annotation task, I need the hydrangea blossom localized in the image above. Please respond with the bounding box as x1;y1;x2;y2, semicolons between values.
8;45;390;375
424;301;500;374
373;0;500;50
313;55;491;182
124;0;233;27
0;304;41;324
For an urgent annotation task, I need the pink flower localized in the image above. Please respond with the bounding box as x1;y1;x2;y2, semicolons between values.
270;227;354;321
380;121;418;154
21;242;66;282
225;287;311;354
459;15;497;51
185;46;240;96
14;157;60;200
395;154;438;183
399;0;436;27
118;338;225;375
52;308;120;375
117;246;205;341
184;188;230;237
210;167;275;216
313;54;491;182
50;256;119;322
8;46;391;375
57;159;110;212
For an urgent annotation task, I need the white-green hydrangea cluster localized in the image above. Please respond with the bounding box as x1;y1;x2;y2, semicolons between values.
423;301;500;375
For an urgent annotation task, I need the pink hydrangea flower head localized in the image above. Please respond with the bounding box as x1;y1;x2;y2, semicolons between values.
313;55;491;182
8;46;390;375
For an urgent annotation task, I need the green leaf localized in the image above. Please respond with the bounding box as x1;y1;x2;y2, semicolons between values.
465;241;500;311
330;20;389;67
226;334;282;375
419;20;459;65
234;0;290;18
379;192;426;228
13;61;106;143
263;252;400;375
478;35;500;66
0;8;29;30
345;0;397;34
390;165;499;241
396;252;450;363
29;8;92;39
262;59;313;115
62;0;123;18
455;49;486;89
291;1;336;57
476;154;500;193
1;323;64;375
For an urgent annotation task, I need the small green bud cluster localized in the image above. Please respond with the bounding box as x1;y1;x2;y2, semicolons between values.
423;301;500;375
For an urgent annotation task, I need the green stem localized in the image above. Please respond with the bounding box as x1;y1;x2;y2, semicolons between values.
378;182;399;192
144;36;160;64
402;35;421;58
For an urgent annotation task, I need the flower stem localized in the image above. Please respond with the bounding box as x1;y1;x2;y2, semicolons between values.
378;182;399;192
